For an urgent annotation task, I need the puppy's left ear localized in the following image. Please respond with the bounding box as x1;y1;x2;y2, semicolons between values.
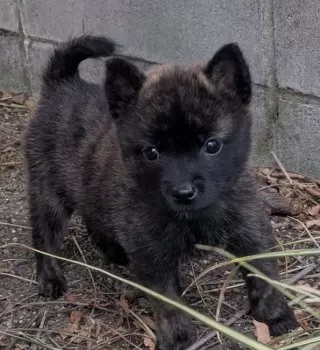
204;43;251;105
105;57;145;119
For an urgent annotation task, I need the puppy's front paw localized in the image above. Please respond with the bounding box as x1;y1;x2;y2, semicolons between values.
37;260;66;299
268;308;298;336
156;312;196;350
251;291;298;336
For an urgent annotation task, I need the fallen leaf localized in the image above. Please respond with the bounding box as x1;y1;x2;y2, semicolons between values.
294;309;309;330
306;219;320;229
133;316;156;333
253;320;271;344
59;310;83;340
308;205;320;216
118;294;130;315
66;293;82;302
66;310;82;333
144;337;156;350
69;310;83;324
141;315;156;330
260;167;272;176
11;93;26;105
70;317;96;345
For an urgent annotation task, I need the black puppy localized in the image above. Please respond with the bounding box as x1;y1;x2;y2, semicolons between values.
24;35;298;349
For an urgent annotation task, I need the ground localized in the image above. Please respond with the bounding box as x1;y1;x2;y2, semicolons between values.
0;92;319;350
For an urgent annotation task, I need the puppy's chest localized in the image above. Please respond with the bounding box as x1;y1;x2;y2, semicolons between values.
181;220;230;249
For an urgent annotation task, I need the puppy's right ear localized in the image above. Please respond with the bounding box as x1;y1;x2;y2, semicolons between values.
105;58;145;119
204;43;251;105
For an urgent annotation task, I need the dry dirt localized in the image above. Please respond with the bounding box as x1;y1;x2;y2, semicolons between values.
0;92;319;350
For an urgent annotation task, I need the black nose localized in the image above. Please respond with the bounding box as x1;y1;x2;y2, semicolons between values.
172;183;197;202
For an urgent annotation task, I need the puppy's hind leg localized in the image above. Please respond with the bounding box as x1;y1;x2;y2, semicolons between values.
85;218;129;266
29;190;72;299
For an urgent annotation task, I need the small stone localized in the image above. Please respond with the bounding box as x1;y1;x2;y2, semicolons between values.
12;237;18;243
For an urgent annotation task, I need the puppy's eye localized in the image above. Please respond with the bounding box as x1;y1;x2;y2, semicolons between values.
204;138;222;155
143;146;159;161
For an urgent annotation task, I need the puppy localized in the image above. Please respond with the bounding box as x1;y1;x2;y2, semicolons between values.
24;35;298;349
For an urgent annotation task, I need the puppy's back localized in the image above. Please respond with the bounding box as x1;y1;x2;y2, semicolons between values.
24;36;119;206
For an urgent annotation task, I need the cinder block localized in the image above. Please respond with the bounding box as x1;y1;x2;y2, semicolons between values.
250;86;274;166
79;58;106;85
26;40;55;94
21;0;84;42
0;33;27;92
0;0;18;32
79;56;154;85
83;0;272;86
274;97;320;177
274;0;320;97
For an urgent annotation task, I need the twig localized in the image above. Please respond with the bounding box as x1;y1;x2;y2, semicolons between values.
304;273;320;279
289;216;320;248
0;221;84;231
0;127;20;140
128;310;156;340
260;190;303;216
285;264;317;285
0;221;31;230
100;322;143;350
224;308;249;327
0;141;20;151
185;308;248;350
185;331;218;350
113;292;156;340
0;102;29;109
0;161;22;167
0;293;38;319
1;330;58;350
0;272;37;285
305;187;320;198
72;235;97;317
4;314;40;350
215;267;238;344
0;300;113;318
48;336;61;348
204;282;245;293
31;309;48;350
190;262;216;319
271;151;293;184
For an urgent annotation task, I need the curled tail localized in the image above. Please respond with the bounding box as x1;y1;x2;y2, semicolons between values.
43;35;117;87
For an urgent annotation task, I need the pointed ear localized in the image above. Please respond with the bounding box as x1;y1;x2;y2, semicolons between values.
105;58;145;118
204;43;251;105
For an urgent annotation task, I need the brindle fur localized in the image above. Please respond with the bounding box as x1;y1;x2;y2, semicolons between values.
24;35;298;350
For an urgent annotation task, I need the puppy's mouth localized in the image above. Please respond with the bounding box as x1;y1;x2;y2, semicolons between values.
170;203;212;220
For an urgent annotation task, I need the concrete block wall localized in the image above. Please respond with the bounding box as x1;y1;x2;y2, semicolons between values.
0;0;319;177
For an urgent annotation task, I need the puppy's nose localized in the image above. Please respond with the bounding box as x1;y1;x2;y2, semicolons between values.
172;183;197;202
